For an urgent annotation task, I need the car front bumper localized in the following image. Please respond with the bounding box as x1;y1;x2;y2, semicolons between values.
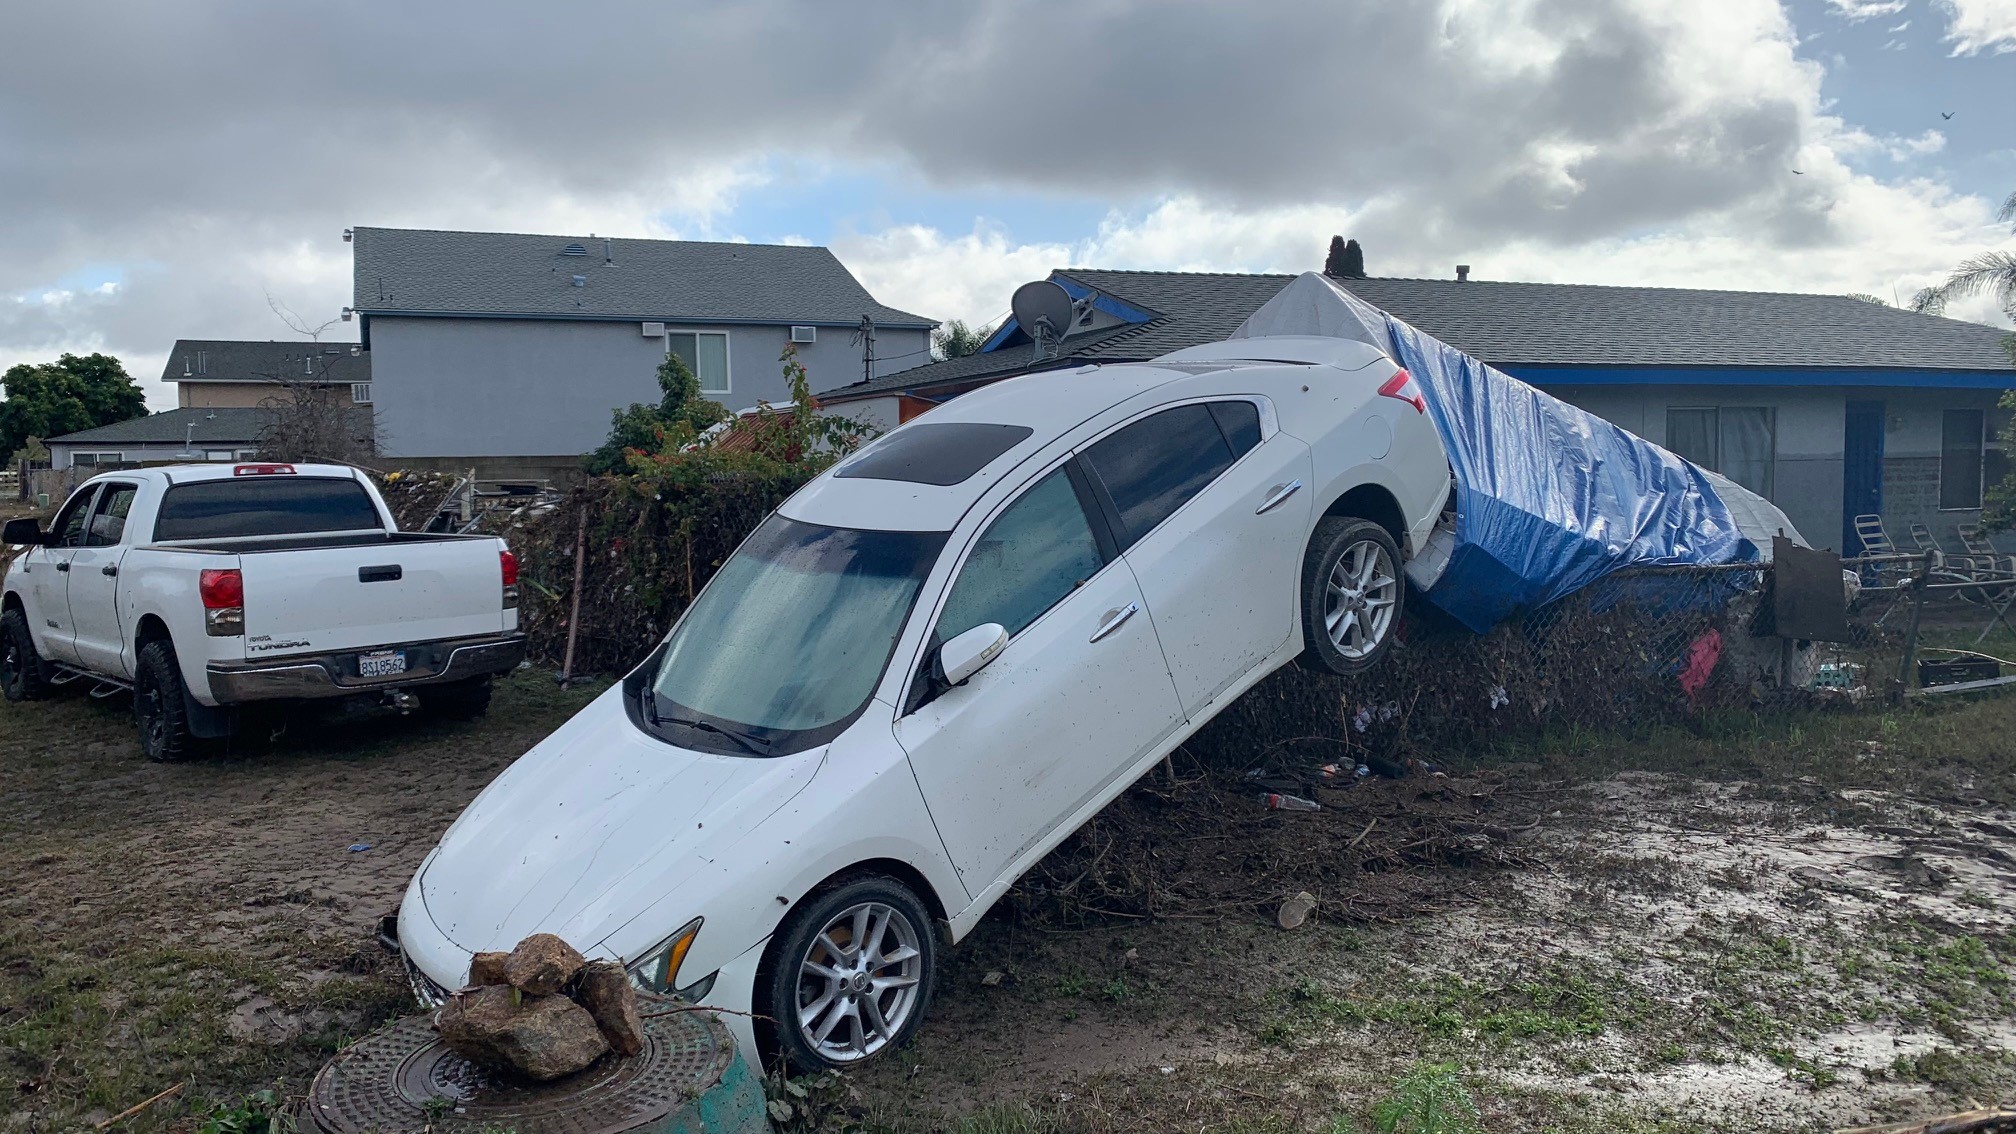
205;632;526;704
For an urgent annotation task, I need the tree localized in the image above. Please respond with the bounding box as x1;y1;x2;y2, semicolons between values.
932;319;991;360
255;380;376;465
583;350;729;475
1324;235;1350;277
0;353;146;461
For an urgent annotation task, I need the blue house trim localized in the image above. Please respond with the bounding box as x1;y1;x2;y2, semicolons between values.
1506;365;2016;389
978;274;1158;353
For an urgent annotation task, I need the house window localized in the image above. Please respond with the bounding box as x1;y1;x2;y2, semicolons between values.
668;332;730;395
1666;407;1776;499
71;451;124;468
1941;409;1986;511
351;383;374;405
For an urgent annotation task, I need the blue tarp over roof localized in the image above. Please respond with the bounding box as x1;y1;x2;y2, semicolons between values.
1231;274;1761;632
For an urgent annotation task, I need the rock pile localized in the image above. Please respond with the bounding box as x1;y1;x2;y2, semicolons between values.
434;934;647;1081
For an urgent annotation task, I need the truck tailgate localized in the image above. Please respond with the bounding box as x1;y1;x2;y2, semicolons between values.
239;539;505;656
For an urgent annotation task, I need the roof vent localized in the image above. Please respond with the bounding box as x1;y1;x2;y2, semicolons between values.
571;274;587;288
561;243;590;256
1456;265;1471;282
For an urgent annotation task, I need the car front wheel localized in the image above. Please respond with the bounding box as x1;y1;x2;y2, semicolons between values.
1299;516;1405;675
764;876;935;1072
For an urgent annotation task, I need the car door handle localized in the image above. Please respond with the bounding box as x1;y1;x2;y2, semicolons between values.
1089;601;1140;643
359;564;403;583
101;564;118;577
55;560;69;573
1255;480;1304;514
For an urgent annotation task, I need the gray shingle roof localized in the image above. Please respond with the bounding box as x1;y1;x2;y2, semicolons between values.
47;407;274;446
160;340;370;386
351;226;934;328
820;269;2014;401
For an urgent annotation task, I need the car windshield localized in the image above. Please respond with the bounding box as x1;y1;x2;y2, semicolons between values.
642;516;946;755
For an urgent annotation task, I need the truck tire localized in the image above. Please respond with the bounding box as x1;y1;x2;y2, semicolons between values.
134;639;201;763
421;675;493;720
1298;516;1405;676
1;607;49;702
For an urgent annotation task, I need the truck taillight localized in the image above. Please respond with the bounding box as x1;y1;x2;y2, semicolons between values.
232;463;295;476
500;550;519;610
1378;368;1427;414
200;568;244;636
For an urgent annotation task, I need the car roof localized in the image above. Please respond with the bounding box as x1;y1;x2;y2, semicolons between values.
784;359;1255;532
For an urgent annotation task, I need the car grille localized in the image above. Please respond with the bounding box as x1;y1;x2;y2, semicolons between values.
403;953;449;1009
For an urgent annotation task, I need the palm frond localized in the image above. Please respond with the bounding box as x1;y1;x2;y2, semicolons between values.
1940;251;2016;305
1844;293;1888;306
1909;287;1947;315
1999;188;2016;228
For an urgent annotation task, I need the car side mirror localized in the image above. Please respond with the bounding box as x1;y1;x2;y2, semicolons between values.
2;518;45;546
939;623;1008;687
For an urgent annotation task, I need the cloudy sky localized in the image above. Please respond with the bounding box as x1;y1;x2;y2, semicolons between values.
3;0;2013;407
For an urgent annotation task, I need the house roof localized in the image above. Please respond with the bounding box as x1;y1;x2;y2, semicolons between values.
160;340;369;385
819;269;2015;401
350;226;936;328
46;407;273;447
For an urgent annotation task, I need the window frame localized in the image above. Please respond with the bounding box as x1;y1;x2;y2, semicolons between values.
667;331;732;396
350;382;374;405
1939;408;1987;513
1075;396;1271;552
1664;404;1777;500
46;485;102;549
70;451;124;469
83;481;140;547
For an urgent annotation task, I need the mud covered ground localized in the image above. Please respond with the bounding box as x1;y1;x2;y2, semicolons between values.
4;672;2015;1133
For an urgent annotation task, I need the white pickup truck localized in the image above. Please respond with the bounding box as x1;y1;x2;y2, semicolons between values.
0;462;526;760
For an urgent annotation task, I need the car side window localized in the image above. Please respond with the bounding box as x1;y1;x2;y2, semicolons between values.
936;468;1105;644
47;487;99;549
1082;404;1236;547
84;483;139;547
1209;400;1262;458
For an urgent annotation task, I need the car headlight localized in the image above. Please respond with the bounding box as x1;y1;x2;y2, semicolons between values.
626;917;714;1001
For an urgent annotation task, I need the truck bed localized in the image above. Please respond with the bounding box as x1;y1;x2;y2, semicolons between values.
148;531;492;555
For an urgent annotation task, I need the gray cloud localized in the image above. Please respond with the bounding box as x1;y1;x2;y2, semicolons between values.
0;0;1860;373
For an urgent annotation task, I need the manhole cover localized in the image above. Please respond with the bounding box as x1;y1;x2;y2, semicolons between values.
302;995;767;1134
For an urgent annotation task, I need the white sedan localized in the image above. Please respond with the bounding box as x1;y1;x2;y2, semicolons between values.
398;334;1452;1071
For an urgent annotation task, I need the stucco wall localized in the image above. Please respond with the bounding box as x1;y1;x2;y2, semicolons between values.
48;441;259;469
369;316;930;459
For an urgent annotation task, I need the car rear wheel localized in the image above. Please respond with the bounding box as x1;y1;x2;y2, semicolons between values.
1299;516;1404;675
134;640;199;762
1;608;49;702
764;876;935;1072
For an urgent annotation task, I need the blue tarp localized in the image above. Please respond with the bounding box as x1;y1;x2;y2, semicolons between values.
1231;274;1762;633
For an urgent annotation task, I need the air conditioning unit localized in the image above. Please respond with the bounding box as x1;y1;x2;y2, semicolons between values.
641;322;666;337
791;325;817;343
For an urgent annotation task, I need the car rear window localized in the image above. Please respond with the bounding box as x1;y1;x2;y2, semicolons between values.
834;423;1035;486
152;477;385;541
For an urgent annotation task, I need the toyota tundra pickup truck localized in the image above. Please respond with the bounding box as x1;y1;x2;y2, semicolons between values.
0;462;525;760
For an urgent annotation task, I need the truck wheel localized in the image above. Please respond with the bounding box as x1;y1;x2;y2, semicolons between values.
134;640;199;763
1;607;49;702
421;675;493;720
763;875;936;1072
1298;516;1405;676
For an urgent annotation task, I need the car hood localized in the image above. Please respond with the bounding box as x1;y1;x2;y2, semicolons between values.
417;685;822;953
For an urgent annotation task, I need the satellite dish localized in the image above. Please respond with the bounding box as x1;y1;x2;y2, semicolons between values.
1011;280;1077;358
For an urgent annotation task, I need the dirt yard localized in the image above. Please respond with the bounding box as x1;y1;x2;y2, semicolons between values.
4;672;2015;1133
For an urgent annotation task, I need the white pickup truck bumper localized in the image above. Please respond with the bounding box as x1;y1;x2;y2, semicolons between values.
204;632;526;704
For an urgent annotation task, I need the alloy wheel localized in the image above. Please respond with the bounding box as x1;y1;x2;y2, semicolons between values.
1324;538;1399;660
793;901;925;1063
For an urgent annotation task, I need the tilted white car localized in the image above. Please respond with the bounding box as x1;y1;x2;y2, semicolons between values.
398;334;1452;1070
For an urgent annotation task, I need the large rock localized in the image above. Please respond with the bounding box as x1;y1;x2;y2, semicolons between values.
436;985;610;1081
502;933;586;996
467;951;510;987
574;960;646;1057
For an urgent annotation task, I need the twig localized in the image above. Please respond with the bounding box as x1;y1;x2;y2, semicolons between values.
640;1004;770;1022
94;1082;183;1130
1835;1107;2016;1134
1346;818;1379;850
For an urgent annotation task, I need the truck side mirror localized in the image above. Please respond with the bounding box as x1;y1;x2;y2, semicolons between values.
2;518;45;546
939;623;1008;687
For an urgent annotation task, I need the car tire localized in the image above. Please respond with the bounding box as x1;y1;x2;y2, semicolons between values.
421;675;493;720
1;607;49;702
134;639;200;763
763;875;936;1073
1298;516;1405;676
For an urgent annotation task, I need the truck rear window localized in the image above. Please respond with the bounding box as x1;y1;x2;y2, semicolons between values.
153;478;385;541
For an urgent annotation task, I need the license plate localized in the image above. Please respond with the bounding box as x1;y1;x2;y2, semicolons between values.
358;649;408;678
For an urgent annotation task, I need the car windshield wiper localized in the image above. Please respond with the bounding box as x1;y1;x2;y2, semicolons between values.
658;712;773;755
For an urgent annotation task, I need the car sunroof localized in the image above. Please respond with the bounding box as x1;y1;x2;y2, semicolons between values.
833;423;1036;486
